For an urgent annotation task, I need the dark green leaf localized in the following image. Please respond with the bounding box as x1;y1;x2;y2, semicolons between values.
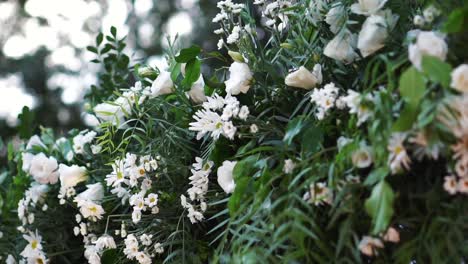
443;8;466;33
284;116;305;145
182;59;201;88
96;33;104;46
364;167;389;186
175;45;202;63
392;104;418;131
17;106;35;139
110;26;117;37
86;46;98;53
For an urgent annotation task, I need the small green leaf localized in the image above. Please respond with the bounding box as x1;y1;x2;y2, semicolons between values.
365;180;395;234
96;33;104;46
399;67;425;107
232;154;259;181
175;45;202;63
170;63;181;82
110;26;117;37
421;56;452;88
86;46;98;54
182;59;201;88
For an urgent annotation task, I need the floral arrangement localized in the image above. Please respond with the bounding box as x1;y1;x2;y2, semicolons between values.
1;0;468;263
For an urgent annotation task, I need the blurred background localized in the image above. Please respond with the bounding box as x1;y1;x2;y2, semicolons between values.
0;0;220;162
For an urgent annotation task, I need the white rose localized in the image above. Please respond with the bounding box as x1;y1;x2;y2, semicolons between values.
59;164;88;191
225;62;253;95
324;31;359;64
285;64;323;90
451;64;468;93
325;5;346;34
217;161;237;194
94;102;126;126
188;76;207;103
76;183;104;203
351;0;388;16
29;153;59;184
358;15;389;57
408;31;447;70
26;135;46;150
22;152;34;173
150;71;174;97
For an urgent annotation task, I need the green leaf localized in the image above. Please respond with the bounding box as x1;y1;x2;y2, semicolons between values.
421;56;452;88
175;45;201;63
443;8;466;33
228;176;250;215
101;249;118;264
232;154;259;181
364;167;389;186
399;67;425;107
301;125;322;154
96;33;104;46
86;46;98;54
17;106;35;139
284;117;305;145
110;26;117;37
392;104;418;132
365;180;395;234
182;58;201;88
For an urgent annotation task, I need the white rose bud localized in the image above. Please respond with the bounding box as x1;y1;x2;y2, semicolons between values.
150;71;174;97
451;64;468;93
285;64;323;90
408;31;447;70
217;161;237;194
324;30;359;64
358;15;389;57
224;62;253;95
188;76;207;103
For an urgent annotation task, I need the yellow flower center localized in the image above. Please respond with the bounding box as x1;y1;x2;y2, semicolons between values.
89;206;97;213
394;145;403;155
216;122;223;129
31;240;38;249
139;168;146;175
117;171;123;179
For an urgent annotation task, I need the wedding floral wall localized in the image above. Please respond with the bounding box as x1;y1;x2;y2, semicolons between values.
1;0;468;263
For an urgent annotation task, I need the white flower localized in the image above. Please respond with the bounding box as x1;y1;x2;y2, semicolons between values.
217;161;237;194
150;71;174;97
337;136;352;150
413;15;425;26
352;144;373;168
77;200;105;221
189;109;225;140
26;135;46;150
358;236;384;256
188;76;207;103
451;64;468;93
250;124;259;133
106;159;127;187
84;245;100;264
94;235;117;250
22;152;34;173
224;62;253;95
91;144;102;154
217;38;224;50
154;242;164;254
222;121;237;139
94;102;126;126
140;234;153;246
227;25;241;44
238;105;249;120
132;210;142;223
135;252;151;264
457;178;468;194
383;227;400;243
73;130;97;154
388;133;411;174
351;0;388;16
310;82;340;119
285;64;322;90
358;14;389;57
305;182;333;206
59;164;88;192
20;230;43;259
324;30;358;64
76;183;104;203
283;159;295;174
325;5;346;34
29;153;59;184
408;31;447;70
145;193;159;207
